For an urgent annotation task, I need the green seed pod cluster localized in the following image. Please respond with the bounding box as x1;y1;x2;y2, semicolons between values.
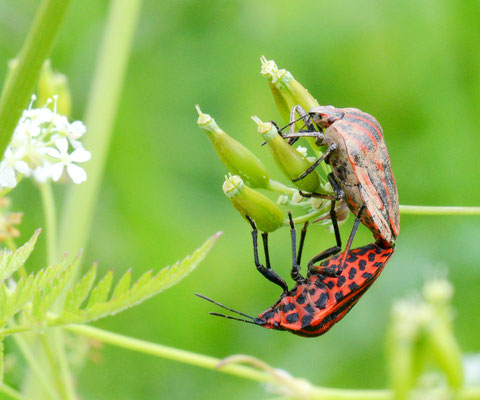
223;175;283;232
252;116;320;193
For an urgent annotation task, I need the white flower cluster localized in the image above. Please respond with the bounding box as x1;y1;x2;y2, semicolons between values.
0;96;90;189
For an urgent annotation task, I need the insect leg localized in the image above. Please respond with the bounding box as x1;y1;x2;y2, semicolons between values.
336;206;365;271
288;211;303;282
245;215;289;293
292;143;338;182
296;221;309;266
307;200;342;275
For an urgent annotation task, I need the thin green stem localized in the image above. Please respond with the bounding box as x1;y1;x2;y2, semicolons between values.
288;207;327;226
0;0;72;157
58;0;143;271
267;180;297;195
64;325;479;400
12;332;60;400
38;182;57;266
39;334;72;400
0;383;29;400
399;205;480;215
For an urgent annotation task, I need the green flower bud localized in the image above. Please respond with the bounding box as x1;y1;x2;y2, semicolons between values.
260;56;318;124
37;60;72;116
223;175;283;232
252;116;320;193
197;105;270;188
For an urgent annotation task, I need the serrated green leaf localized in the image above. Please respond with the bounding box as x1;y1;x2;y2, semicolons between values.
86;270;113;309
65;264;97;312
81;232;220;322
0;229;41;281
111;269;131;299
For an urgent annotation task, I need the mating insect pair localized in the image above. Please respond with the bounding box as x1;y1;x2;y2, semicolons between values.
197;104;399;336
197;203;395;337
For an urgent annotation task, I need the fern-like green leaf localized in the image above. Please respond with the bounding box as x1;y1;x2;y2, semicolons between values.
64;264;97;312
54;232;221;325
0;229;41;281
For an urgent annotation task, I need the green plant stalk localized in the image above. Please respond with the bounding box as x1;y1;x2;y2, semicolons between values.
64;325;480;400
57;0;143;270
0;383;28;400
12;332;60;400
399;205;480;215
39;334;73;400
38;182;56;266
0;0;71;157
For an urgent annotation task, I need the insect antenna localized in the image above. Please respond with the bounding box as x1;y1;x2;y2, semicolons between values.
195;293;256;320
209;312;259;325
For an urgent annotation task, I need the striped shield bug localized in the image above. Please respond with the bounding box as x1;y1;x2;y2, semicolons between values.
196;207;394;337
283;105;400;249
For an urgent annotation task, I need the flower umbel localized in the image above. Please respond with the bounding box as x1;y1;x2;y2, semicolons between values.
0;96;90;189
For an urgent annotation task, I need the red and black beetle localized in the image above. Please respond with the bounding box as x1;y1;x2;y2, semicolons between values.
284;105;400;249
196;209;394;337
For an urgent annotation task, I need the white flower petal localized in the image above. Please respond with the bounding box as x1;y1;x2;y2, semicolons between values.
55;137;69;154
70;147;91;163
33;165;52;183
70;121;86;138
0;163;17;188
14;161;31;175
45;147;61;159
51;163;64;181
67;164;87;184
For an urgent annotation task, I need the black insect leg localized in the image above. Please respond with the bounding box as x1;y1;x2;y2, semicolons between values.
307;200;342;275
245;215;288;294
299;173;345;202
288;211;304;283
292;143;338;182
296;221;309;266
310;206;365;277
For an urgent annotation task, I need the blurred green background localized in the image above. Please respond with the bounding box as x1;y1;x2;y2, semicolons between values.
1;0;480;398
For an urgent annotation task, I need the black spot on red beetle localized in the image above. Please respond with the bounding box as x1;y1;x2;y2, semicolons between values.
262;311;275;321
348;282;359;291
337;276;346;287
296;294;306;304
335;292;344;301
286;313;299;323
301;314;313;328
349;268;357;279
314;279;326;289
315;292;329;309
368;252;375;262
362;272;373;279
309;288;316;295
304;304;315;314
283;303;296;312
374;262;383;268
358;259;367;270
326;281;334;289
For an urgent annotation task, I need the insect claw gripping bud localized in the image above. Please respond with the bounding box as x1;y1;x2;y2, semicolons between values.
37;60;72;116
252;116;321;193
196;105;270;189
223;175;283;233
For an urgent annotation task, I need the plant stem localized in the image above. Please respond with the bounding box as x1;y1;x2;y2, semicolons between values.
0;383;29;400
267;180;297;195
38;182;56;266
399;205;480;215
12;332;60;400
57;0;143;271
39;334;73;400
65;325;480;400
0;0;71;157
